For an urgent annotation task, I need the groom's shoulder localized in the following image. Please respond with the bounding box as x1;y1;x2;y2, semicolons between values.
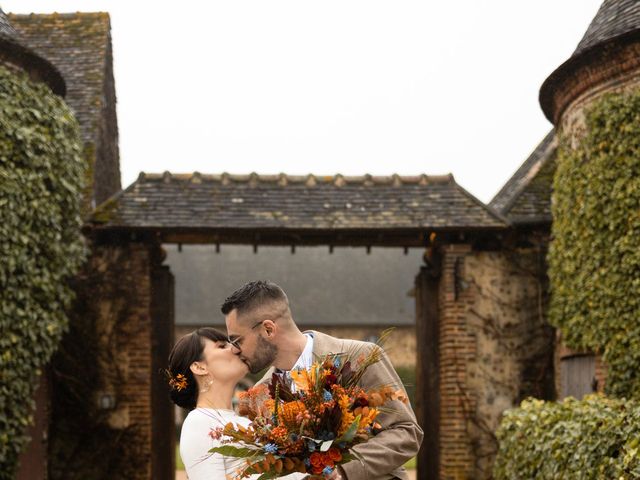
310;330;382;356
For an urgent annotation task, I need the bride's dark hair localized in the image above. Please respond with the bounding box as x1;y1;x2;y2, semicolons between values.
167;327;229;410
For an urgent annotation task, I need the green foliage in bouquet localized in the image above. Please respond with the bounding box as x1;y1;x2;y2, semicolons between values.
0;66;87;478
548;89;640;399
493;395;640;479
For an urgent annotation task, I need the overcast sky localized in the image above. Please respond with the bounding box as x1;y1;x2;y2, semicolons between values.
4;1;603;203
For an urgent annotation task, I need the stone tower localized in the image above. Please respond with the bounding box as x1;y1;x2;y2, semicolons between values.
540;0;640;140
539;0;640;398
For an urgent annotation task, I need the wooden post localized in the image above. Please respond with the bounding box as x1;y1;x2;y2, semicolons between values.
415;261;441;480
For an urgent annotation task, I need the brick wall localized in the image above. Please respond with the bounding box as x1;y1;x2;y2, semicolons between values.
438;244;476;479
90;242;156;479
546;40;640;127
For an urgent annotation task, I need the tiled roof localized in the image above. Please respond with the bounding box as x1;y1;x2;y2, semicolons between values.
0;8;18;38
0;9;65;95
540;0;640;123
90;172;508;231
490;130;556;225
573;0;640;57
9;12;111;145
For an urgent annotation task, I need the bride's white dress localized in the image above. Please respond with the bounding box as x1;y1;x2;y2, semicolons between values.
180;408;305;480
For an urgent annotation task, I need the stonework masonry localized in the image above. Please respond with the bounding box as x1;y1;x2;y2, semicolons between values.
437;244;554;480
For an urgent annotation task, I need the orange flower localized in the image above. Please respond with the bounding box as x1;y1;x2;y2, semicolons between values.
310;452;335;475
290;368;316;392
327;447;342;462
270;425;288;444
310;452;324;467
281;400;306;427
168;373;188;391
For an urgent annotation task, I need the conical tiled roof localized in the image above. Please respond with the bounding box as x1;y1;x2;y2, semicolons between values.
540;0;640;124
0;8;18;38
0;8;65;96
573;0;640;56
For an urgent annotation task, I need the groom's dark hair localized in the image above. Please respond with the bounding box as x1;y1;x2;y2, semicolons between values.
221;280;289;316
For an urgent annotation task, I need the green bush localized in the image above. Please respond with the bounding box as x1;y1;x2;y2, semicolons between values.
394;365;416;408
494;395;640;479
548;89;640;399
0;66;86;478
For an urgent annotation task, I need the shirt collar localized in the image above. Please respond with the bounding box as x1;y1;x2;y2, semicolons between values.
290;332;314;372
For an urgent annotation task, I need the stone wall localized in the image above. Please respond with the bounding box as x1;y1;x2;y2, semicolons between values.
437;244;554;480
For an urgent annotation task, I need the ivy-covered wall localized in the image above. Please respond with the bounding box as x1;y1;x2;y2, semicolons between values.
548;89;640;399
0;65;86;478
494;88;640;478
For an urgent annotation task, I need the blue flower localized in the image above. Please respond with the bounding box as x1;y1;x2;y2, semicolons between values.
323;389;333;402
263;443;278;454
318;430;335;441
308;440;316;452
333;358;341;368
304;457;311;466
323;466;334;476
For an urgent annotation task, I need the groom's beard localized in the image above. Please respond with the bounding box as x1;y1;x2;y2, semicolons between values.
247;335;278;374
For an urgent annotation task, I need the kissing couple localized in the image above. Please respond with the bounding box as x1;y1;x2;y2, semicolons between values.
167;280;423;479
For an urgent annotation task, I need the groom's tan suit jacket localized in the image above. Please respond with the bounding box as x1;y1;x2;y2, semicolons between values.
258;330;424;480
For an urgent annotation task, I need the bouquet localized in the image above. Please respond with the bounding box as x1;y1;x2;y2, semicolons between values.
209;344;408;479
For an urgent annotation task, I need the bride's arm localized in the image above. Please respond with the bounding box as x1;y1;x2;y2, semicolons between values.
180;422;233;479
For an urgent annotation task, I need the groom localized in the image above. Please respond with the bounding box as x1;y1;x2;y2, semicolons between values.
223;280;423;480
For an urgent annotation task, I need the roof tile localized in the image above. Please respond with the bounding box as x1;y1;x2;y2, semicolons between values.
91;172;507;230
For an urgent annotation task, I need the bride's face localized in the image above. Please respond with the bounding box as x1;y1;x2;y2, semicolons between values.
198;338;248;385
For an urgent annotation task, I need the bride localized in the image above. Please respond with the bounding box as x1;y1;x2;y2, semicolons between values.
167;327;305;479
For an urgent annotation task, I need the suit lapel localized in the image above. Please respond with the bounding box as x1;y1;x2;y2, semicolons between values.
258;330;343;385
305;330;347;360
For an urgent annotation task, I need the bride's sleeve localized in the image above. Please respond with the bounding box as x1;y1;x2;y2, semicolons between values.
180;422;231;479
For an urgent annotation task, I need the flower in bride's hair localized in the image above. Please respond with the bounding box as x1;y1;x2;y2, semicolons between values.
166;370;188;392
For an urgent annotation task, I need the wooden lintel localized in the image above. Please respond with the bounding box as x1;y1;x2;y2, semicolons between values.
87;226;508;248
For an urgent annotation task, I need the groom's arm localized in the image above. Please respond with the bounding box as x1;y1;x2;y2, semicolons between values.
339;346;423;480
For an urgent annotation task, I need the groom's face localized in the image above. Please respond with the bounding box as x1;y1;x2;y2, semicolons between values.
225;309;278;374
